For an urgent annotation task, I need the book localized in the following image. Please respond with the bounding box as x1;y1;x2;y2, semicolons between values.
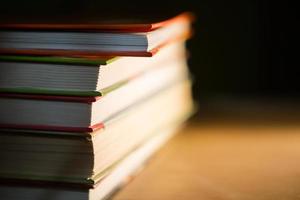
0;80;193;185
0;42;186;96
0;124;184;200
0;12;195;200
0;58;188;132
0;13;193;57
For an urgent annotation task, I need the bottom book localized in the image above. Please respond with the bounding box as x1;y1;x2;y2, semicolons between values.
0;124;184;200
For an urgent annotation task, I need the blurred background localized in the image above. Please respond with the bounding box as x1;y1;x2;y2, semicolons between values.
1;0;299;122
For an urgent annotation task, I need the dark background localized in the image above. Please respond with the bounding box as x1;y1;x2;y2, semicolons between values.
1;0;299;119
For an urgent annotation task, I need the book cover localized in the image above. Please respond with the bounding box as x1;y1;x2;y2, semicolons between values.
0;13;193;57
0;12;193;33
0;55;117;66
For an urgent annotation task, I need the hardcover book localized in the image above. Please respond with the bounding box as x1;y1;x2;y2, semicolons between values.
0;13;193;57
0;42;186;96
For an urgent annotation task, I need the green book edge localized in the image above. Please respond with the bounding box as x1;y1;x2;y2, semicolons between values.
0;79;128;97
0;55;119;66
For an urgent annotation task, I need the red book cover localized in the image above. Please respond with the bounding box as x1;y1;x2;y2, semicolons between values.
0;93;100;103
0;12;193;32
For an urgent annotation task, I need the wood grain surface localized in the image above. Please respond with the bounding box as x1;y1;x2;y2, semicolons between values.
113;122;300;200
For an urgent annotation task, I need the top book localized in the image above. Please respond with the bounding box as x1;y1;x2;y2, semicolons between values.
0;13;193;57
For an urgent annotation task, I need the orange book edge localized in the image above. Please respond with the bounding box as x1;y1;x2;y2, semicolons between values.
0;12;194;32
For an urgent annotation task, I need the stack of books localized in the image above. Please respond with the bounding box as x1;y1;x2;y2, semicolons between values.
0;13;194;200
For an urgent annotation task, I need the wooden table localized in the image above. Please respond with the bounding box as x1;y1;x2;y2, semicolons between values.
113;121;300;200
